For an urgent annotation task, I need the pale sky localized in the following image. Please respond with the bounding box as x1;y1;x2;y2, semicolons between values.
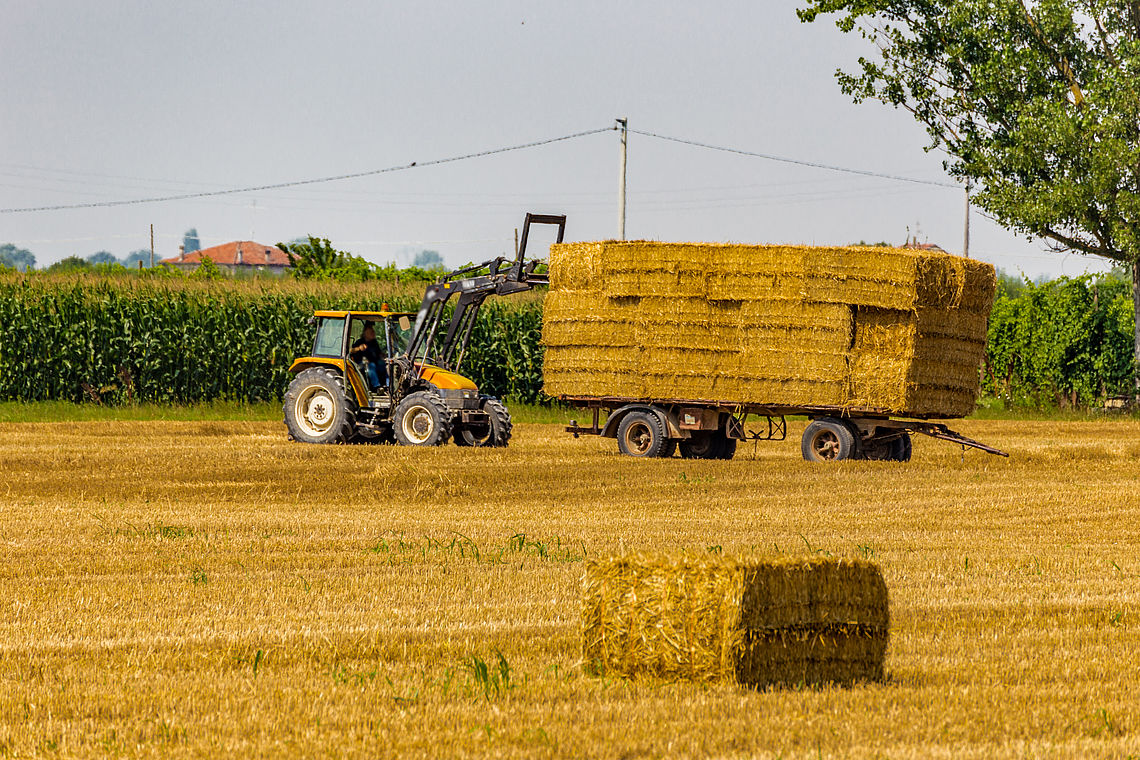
0;0;1116;279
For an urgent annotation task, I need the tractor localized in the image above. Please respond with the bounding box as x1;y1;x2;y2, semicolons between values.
283;213;563;447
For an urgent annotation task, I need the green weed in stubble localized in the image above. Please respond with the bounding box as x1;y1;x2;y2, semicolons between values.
365;532;586;565
463;649;514;701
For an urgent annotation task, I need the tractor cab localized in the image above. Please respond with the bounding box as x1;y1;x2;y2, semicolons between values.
299;306;415;406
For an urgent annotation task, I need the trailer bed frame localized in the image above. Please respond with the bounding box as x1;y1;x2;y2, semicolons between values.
559;395;1007;459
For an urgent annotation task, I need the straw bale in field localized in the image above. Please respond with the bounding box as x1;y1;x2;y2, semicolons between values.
541;240;995;417
581;554;889;688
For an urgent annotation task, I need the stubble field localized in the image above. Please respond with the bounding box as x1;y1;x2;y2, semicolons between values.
1;417;1139;758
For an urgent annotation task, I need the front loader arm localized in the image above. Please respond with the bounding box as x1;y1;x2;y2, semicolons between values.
402;213;566;374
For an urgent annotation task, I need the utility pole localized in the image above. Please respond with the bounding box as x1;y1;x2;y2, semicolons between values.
617;118;628;240
149;224;155;268
963;181;971;258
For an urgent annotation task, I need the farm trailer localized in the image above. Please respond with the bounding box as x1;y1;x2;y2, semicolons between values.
558;397;1007;463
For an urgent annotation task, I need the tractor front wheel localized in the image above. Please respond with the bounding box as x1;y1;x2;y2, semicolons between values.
393;391;452;446
283;368;357;444
455;397;513;447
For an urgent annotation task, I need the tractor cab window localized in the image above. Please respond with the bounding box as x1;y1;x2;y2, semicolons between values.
387;316;411;356
313;317;346;358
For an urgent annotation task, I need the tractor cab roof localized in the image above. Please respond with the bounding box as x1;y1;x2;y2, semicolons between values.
314;308;417;319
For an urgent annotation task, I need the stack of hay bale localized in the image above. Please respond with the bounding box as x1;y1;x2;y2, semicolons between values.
541;241;996;418
580;554;889;688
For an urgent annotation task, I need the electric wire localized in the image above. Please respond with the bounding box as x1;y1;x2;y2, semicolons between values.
626;128;961;189
0;127;615;214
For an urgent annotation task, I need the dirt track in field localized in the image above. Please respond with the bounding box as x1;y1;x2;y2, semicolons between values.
1;419;1138;758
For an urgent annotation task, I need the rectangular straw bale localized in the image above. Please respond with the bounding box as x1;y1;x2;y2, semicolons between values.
637;296;733;324
542;290;630;322
638;322;741;352
915;308;990;340
604;270;687;298
739;325;852;354
581;554;889;688
542;319;640;348
903;386;979;418
846;308;916;413
542;345;643;373
908;355;981;387
730;378;848;406
959;259;998;314
738;348;850;380
593;241;711;275
706;271;806;301
710;244;805;272
547;242;600;291
541;368;646;399
805;246;920;282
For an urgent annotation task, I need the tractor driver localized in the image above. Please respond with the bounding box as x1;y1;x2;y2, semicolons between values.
350;320;386;392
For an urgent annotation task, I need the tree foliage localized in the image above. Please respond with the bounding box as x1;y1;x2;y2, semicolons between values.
0;244;35;272
800;0;1140;261
985;271;1134;406
800;0;1140;381
279;236;438;283
413;249;445;269
45;256;93;273
87;251;118;266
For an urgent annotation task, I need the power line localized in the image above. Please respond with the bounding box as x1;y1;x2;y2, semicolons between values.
0;127;615;214
626;127;961;189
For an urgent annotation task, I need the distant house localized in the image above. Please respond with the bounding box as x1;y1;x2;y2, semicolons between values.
900;240;949;254
159;240;295;275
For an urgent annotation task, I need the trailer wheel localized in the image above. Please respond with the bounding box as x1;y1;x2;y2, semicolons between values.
888;433;912;462
679;431;736;460
801;419;858;462
616;412;670;458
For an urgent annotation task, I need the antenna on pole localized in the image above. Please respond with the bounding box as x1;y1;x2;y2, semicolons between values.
617;118;628;240
963;180;971;258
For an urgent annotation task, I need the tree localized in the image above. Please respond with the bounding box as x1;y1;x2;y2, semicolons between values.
0;243;36;272
182;228;201;254
278;236;395;281
799;0;1140;388
122;249;151;268
87;251;119;265
45;256;93;273
413;249;444;269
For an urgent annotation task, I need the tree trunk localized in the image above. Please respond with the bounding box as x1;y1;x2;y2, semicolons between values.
1134;260;1140;399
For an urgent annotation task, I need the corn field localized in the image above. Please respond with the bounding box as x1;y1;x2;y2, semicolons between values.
0;274;546;404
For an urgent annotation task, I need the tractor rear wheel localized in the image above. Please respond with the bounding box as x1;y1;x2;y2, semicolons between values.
393;391;452;446
616;411;670;458
801;419;858;462
283;367;357;444
455;397;513;447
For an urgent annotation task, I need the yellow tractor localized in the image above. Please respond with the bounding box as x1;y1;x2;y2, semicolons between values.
283;213;563;447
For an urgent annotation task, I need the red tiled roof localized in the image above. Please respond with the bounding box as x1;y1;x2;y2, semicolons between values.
159;241;295;267
900;242;948;253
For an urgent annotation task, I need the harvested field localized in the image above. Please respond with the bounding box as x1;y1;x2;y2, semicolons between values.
1;419;1139;757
